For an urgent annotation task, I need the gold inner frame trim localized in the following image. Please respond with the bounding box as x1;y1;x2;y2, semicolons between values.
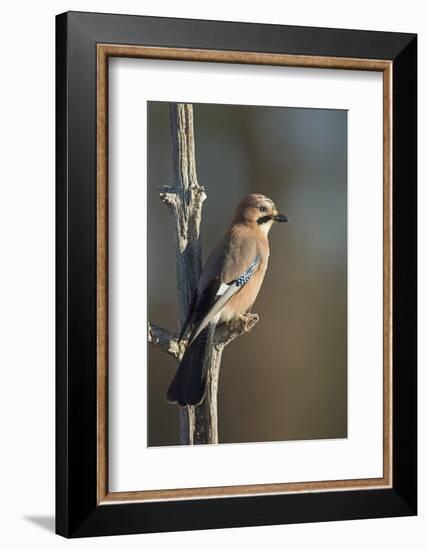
96;44;393;505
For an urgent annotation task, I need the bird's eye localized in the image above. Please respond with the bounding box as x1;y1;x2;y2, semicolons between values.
259;206;267;212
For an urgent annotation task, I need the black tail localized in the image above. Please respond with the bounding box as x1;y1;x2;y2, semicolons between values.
166;326;215;406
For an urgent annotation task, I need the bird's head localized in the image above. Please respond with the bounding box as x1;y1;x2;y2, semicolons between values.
233;193;289;234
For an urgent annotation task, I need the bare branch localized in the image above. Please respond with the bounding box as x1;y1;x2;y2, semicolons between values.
148;313;259;362
147;323;185;360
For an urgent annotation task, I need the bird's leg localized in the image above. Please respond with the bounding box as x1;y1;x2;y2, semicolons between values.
238;312;260;332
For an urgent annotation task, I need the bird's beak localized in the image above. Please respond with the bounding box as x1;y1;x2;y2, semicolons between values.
274;213;290;223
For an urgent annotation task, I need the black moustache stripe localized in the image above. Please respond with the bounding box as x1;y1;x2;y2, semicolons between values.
257;215;272;225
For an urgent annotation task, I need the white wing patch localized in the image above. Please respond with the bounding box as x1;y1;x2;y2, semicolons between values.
216;282;230;296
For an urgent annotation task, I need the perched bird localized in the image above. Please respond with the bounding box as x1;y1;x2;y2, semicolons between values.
166;193;289;407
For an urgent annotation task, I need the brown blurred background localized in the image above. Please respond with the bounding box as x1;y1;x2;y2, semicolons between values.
147;101;347;446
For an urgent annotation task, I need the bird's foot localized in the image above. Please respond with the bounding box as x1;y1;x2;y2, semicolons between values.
239;313;259;332
215;313;260;346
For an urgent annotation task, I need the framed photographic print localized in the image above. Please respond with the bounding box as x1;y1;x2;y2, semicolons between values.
56;11;417;538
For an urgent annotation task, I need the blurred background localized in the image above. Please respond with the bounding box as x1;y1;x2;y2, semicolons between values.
147;101;347;446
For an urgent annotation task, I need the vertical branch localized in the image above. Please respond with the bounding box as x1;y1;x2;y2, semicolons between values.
192;316;259;444
168;104;205;306
160;104;206;444
194;344;225;444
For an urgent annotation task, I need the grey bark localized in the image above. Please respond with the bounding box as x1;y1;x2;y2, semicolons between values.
148;103;258;445
159;103;206;445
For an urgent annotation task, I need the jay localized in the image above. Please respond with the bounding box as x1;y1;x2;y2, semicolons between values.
167;193;289;407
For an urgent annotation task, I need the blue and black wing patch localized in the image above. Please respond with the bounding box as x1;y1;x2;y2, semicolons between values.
235;255;261;286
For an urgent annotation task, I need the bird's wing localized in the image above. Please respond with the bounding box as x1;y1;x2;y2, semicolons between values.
179;237;227;342
178;277;222;343
187;254;261;345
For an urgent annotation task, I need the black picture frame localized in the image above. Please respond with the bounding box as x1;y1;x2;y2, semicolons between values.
56;11;417;538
